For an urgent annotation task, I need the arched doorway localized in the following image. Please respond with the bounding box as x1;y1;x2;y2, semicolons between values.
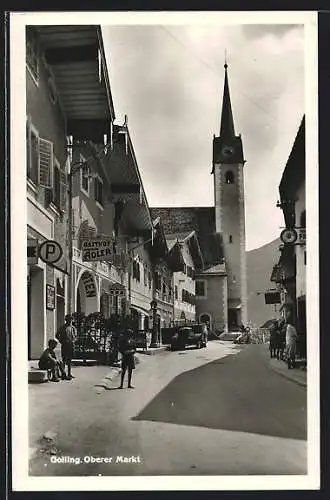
200;313;211;330
76;271;98;315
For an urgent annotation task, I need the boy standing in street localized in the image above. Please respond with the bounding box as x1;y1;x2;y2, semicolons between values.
56;316;77;380
118;329;136;389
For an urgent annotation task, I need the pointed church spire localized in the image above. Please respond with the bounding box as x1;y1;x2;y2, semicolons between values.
220;62;236;138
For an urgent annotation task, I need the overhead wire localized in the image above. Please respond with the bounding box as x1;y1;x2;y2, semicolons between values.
159;25;279;126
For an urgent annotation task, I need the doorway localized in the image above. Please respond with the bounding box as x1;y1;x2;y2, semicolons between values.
228;308;238;330
28;265;45;359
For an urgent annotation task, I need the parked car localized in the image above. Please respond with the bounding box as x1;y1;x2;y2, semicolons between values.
218;331;242;342
170;326;206;351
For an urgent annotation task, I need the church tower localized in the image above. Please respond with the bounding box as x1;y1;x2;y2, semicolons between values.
212;63;248;327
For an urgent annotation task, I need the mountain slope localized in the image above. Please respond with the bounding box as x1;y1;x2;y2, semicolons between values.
246;238;281;327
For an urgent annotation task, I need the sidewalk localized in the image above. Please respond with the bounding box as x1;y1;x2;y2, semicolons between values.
265;348;307;388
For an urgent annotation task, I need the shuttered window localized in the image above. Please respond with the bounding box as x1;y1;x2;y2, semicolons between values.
81;163;90;195
94;177;103;206
39;138;53;188
26;27;39;83
26;122;39;185
53;157;67;212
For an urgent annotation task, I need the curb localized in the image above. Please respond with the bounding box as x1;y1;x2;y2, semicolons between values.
140;347;168;356
267;361;307;388
94;367;122;393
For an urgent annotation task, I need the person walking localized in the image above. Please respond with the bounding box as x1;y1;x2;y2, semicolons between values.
118;329;136;389
269;321;279;359
56;315;77;380
286;318;298;369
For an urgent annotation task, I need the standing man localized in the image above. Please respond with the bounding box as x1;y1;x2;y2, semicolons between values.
285;316;298;369
56;315;77;380
118;329;136;389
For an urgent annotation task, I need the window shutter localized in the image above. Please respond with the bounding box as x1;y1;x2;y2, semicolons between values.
26;121;30;174
59;170;67;211
39;138;53;188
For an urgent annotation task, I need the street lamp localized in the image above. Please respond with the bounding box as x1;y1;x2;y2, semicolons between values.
149;299;159;348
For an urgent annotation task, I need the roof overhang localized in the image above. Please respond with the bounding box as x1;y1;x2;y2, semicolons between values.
149;217;169;261
35;25;115;143
99;124;153;235
182;231;204;271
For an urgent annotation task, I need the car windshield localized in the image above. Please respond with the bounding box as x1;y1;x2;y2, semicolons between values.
178;328;192;336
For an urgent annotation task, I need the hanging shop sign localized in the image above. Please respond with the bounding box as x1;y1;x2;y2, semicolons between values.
297;228;306;245
27;238;39;265
46;284;56;310
280;228;306;246
81;238;113;262
264;291;281;305
109;284;126;297
81;272;97;298
280;228;297;245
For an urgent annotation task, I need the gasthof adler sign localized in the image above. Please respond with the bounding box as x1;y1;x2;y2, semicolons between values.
81;238;112;262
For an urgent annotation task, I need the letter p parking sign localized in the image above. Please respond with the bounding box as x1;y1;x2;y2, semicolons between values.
39;240;63;265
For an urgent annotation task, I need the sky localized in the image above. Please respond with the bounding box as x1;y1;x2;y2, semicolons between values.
102;23;304;251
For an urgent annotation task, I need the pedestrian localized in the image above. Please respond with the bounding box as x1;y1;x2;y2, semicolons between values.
38;339;67;382
285;318;298;369
118;329;136;389
269;321;279;359
276;318;286;360
56;315;77;380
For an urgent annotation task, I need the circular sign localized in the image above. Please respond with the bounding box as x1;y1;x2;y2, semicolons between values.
280;228;298;245
39;240;63;264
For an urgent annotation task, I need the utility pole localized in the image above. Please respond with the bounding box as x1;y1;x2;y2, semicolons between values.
67;168;73;317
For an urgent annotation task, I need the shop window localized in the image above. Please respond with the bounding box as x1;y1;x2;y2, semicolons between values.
94;176;103;207
196;280;206;297
225;171;234;184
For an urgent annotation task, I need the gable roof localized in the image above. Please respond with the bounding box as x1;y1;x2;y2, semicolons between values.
150;207;223;270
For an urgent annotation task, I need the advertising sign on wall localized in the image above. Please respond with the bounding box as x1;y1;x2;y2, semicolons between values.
81;238;113;262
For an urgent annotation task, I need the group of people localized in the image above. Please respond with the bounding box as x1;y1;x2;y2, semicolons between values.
38;316;77;382
269;316;299;370
38;317;137;388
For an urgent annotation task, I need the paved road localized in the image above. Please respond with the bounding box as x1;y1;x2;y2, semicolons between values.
29;342;307;476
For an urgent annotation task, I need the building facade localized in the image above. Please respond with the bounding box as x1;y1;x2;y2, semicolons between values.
26;25;115;359
271;116;306;358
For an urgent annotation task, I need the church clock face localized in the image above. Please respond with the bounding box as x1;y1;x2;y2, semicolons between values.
222;146;235;158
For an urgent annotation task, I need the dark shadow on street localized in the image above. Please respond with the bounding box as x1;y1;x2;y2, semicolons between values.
132;345;307;440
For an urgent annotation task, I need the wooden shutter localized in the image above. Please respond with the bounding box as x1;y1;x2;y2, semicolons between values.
26;120;30;174
59;170;67;211
39;138;53;187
